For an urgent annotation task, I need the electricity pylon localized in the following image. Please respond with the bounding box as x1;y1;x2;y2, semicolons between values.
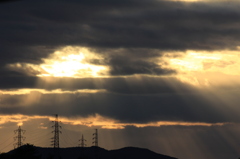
14;126;25;148
51;114;61;148
79;134;87;147
92;129;98;147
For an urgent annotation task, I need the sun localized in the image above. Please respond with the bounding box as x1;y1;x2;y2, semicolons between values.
38;47;109;78
7;46;109;78
39;49;108;78
40;53;85;77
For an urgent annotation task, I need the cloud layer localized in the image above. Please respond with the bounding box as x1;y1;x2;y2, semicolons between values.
1;0;240;75
1;0;240;125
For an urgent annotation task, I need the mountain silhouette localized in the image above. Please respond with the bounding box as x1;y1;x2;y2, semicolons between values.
0;144;178;159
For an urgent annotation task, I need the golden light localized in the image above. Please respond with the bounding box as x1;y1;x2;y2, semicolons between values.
6;46;110;78
171;0;199;1
0;88;107;95
168;0;229;2
162;50;240;86
0;114;227;130
17;122;23;126
164;50;240;75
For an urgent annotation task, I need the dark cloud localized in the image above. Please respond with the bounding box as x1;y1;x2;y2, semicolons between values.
1;69;240;124
0;75;240;124
0;76;194;93
106;54;174;76
83;47;175;75
0;89;240;124
0;74;239;94
1;0;240;69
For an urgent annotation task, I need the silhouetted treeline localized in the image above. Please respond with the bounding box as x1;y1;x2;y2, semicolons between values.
0;144;41;159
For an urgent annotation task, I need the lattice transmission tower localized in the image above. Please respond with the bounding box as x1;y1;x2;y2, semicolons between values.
51;114;61;148
14;126;25;149
79;134;87;147
92;129;98;147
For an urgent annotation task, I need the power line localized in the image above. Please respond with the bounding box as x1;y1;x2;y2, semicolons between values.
60;124;78;147
20;121;52;147
27;131;52;147
0;134;14;146
1;140;15;152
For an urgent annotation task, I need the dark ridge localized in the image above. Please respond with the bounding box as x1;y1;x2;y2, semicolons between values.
0;144;178;159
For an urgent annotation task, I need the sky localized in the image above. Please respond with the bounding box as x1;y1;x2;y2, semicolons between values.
1;0;240;158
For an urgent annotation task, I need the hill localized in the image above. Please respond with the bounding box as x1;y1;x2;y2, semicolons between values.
0;144;178;159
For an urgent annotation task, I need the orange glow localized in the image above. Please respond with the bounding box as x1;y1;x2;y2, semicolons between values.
0;114;228;129
0;88;107;95
0;115;49;127
162;50;240;86
17;122;23;126
6;46;110;78
170;0;200;1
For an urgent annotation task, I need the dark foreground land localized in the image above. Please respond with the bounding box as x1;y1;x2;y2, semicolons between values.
0;144;178;159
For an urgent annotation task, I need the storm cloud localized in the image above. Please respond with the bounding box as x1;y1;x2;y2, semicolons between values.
1;0;240;70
